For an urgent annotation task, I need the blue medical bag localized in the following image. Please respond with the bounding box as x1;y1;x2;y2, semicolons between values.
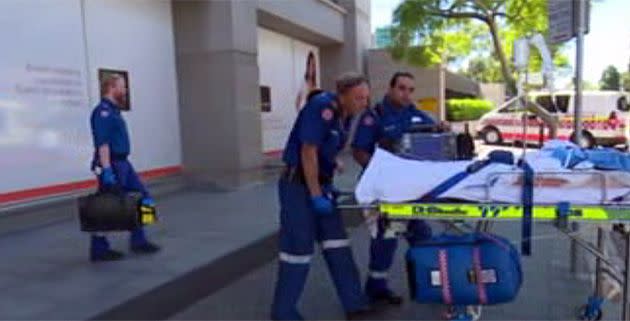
406;233;522;306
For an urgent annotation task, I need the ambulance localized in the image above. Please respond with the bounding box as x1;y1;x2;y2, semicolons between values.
476;91;630;149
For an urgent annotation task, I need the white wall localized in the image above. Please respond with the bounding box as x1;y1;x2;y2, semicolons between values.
0;0;181;195
0;0;90;194
258;27;320;153
83;0;181;172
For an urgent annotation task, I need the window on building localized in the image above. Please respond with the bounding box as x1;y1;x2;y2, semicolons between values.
260;86;271;112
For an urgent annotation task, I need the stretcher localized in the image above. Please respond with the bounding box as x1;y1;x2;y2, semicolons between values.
338;149;630;321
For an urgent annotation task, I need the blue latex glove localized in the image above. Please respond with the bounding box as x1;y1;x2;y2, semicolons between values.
100;167;117;186
311;195;334;215
141;197;156;207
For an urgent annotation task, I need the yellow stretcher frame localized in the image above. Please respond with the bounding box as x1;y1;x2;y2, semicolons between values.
378;202;630;223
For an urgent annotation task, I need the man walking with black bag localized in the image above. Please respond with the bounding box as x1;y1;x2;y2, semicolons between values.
88;73;160;262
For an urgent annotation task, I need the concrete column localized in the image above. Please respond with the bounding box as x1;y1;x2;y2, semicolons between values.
320;0;371;90
172;0;263;190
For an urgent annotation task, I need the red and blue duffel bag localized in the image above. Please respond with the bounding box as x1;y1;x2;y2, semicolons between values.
406;232;522;306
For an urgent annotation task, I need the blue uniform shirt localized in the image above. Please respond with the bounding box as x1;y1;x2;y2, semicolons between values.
351;108;381;155
282;92;349;178
90;98;131;157
352;96;435;155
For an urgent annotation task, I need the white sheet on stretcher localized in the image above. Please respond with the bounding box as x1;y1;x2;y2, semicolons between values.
355;148;630;205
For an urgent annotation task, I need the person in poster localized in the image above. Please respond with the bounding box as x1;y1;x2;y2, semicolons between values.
294;51;318;111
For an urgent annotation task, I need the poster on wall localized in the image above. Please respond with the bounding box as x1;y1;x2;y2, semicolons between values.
98;69;131;110
294;51;318;111
258;27;321;153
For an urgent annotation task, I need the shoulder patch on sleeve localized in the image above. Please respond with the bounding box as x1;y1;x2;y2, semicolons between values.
321;108;334;121
100;110;110;118
362;115;374;126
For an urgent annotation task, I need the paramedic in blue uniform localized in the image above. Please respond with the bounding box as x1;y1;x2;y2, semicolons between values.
271;73;375;321
352;71;449;305
88;74;160;262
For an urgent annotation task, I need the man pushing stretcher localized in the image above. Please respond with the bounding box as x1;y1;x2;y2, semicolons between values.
351;71;450;305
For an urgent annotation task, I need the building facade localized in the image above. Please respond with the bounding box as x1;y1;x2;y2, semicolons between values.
0;0;371;205
373;26;393;48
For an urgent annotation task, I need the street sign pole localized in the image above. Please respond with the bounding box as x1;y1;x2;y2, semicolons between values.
550;0;590;277
574;0;585;146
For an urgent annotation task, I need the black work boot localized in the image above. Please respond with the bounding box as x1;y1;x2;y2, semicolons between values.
90;236;125;262
370;291;403;306
129;228;161;254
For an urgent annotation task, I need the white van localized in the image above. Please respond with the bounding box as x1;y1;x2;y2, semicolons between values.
476;91;630;148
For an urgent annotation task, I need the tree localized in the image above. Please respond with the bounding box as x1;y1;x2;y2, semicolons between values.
390;0;568;94
622;72;630;92
582;80;599;91
600;65;621;90
464;55;503;82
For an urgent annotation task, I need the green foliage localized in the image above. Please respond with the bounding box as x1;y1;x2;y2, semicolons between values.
600;65;621;90
622;72;630;92
446;98;494;121
464;55;503;82
390;0;570;91
582;80;600;91
390;2;484;67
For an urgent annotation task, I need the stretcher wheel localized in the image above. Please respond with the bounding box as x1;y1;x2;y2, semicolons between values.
577;304;603;321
